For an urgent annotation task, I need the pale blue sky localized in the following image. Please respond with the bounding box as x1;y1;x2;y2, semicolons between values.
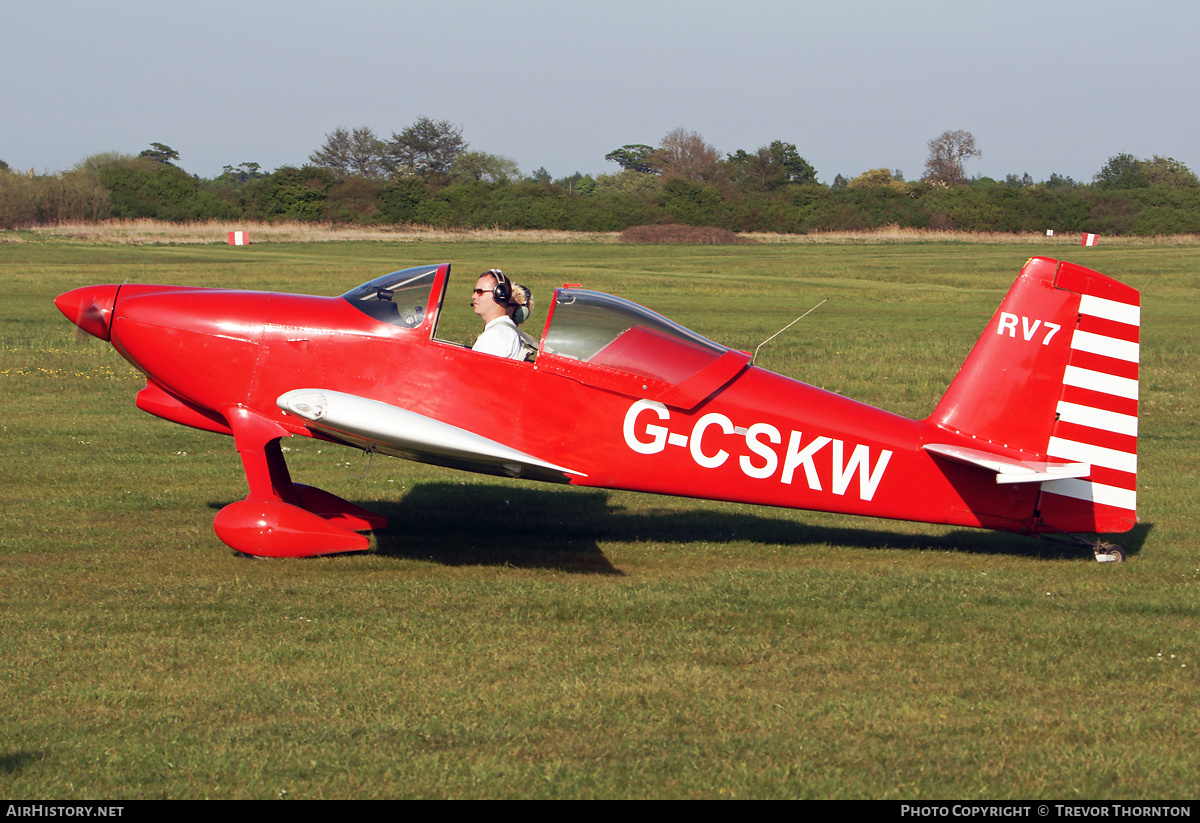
4;0;1197;185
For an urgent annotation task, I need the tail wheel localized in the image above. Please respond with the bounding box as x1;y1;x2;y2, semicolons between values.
1093;541;1127;563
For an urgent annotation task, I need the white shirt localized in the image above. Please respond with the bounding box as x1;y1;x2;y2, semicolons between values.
472;316;524;360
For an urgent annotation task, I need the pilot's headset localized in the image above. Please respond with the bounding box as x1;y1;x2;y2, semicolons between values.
485;269;532;325
484;269;512;305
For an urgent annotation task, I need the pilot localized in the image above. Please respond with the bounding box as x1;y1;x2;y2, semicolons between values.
471;269;533;360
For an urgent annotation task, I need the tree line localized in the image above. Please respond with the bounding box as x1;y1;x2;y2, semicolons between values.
3;120;1199;235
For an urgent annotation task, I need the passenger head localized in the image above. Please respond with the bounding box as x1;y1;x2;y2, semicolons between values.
510;283;533;325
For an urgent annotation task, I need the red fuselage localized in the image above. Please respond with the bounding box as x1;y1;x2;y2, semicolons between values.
56;257;1140;557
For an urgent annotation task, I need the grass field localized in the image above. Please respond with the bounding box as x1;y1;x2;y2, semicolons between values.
2;234;1198;799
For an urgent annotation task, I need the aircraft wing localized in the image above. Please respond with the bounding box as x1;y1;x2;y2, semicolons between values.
923;443;1090;485
277;389;586;483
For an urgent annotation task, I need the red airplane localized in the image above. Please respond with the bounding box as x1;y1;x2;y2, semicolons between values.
55;256;1139;561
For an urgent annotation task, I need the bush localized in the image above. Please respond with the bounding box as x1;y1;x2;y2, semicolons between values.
1127;188;1200;235
0;169;112;229
378;178;429;224
96;158;236;221
0;170;38;228
323;176;386;223
660;178;727;227
923;186;1002;232
242;166;334;221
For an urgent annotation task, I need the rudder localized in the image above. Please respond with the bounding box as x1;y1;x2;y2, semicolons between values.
1038;260;1140;533
927;257;1139;534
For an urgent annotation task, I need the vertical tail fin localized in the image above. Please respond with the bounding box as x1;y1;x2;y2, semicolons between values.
928;257;1139;533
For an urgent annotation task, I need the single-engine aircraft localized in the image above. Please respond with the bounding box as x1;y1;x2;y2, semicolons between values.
55;257;1139;562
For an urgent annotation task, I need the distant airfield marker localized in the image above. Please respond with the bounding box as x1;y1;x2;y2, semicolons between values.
228;231;250;246
1082;232;1099;246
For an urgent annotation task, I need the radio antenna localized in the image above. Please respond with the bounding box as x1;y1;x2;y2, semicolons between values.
350;444;377;479
752;299;827;365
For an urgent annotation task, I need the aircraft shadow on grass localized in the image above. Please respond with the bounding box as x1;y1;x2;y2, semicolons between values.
0;749;46;776
212;482;1150;573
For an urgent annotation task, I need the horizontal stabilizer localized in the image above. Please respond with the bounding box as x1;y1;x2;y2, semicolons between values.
923;443;1091;485
277;389;586;482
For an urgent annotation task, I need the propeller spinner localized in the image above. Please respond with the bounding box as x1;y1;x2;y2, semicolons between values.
55;284;120;341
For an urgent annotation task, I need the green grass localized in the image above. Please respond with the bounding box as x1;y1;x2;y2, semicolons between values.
1;240;1198;798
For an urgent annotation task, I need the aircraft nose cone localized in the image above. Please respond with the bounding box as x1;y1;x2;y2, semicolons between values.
55;284;120;341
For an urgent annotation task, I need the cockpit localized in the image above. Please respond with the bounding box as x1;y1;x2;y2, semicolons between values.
342;264;749;407
341;265;437;330
541;288;729;382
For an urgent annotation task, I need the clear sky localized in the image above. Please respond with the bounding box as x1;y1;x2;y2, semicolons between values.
4;0;1197;185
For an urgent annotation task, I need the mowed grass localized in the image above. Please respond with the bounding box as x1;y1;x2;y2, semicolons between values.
1;239;1198;799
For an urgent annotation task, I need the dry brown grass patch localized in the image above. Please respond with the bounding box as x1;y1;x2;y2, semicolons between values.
619;223;754;244
742;225;1200;245
5;219;1199;246
13;219;621;246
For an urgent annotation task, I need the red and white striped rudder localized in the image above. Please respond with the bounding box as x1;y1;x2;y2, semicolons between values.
1037;261;1139;533
927;257;1139;535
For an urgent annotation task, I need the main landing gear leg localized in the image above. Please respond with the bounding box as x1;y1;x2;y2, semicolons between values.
212;407;386;557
